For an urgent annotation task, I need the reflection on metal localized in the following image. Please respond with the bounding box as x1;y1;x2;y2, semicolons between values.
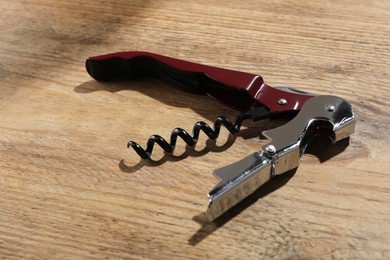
206;95;355;221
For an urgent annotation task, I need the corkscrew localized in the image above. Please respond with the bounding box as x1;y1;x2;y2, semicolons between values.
127;106;269;160
86;51;356;220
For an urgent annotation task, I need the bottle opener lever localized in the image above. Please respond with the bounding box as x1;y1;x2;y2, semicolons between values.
207;95;355;220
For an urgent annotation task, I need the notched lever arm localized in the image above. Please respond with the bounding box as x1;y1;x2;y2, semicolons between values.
206;95;355;221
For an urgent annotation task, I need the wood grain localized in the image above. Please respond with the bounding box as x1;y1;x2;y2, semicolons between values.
0;0;389;258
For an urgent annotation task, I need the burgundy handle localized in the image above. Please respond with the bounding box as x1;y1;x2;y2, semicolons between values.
86;51;313;113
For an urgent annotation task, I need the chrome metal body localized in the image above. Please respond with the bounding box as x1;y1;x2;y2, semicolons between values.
206;95;355;221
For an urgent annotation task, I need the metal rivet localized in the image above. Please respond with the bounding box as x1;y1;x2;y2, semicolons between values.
265;145;276;154
278;98;288;105
326;104;335;112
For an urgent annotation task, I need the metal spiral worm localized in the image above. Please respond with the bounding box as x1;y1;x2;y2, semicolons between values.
127;106;270;160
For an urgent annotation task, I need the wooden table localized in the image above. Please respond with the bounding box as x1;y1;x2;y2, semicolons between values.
1;1;389;258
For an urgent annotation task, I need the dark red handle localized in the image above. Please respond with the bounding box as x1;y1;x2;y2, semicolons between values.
86;51;313;113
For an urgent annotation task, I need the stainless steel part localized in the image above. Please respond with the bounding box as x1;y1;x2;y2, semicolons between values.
206;95;355;221
275;86;314;96
277;98;288;105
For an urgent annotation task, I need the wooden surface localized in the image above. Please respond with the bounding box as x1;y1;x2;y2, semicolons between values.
1;0;389;259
